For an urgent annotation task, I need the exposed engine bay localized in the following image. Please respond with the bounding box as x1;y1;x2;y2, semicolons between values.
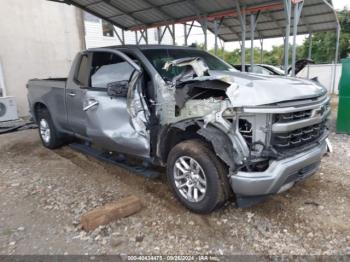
157;57;330;176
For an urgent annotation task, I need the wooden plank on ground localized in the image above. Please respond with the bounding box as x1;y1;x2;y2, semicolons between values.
80;195;142;231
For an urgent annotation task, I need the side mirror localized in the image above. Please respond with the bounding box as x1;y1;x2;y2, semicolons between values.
107;80;128;97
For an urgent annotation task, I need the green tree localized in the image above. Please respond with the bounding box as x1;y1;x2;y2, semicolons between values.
209;8;349;66
300;7;350;63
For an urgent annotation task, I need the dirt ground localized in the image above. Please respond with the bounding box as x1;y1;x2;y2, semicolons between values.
0;103;349;255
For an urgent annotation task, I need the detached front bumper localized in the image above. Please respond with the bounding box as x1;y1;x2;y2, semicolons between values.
230;141;327;207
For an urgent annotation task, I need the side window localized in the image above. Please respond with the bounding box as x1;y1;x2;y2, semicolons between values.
76;55;89;86
90;52;134;89
260;67;274;75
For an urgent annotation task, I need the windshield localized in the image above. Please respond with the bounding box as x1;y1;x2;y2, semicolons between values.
142;48;236;81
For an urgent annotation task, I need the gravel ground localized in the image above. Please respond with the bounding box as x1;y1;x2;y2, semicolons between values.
0;100;349;255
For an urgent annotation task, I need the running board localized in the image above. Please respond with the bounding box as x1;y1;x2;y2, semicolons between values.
69;143;161;179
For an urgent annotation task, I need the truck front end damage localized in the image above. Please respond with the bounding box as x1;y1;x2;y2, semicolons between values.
157;57;330;207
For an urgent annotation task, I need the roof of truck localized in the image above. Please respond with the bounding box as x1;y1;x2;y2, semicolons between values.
89;45;198;51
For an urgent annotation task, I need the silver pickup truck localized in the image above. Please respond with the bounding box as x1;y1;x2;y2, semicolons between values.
27;45;330;213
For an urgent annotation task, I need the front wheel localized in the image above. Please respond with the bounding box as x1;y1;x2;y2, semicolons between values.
166;140;231;213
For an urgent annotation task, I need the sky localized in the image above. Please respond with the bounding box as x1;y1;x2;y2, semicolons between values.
183;0;350;52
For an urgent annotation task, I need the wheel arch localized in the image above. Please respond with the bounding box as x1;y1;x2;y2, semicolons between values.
157;119;236;170
33;101;49;123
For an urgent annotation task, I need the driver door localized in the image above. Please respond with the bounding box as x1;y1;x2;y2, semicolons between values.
83;50;150;158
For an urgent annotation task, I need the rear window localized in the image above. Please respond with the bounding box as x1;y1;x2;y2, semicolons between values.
76;55;90;86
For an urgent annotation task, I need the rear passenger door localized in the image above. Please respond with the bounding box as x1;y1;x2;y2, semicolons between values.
65;53;91;137
83;50;151;158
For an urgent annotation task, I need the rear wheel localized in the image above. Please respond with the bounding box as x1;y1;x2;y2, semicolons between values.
37;108;65;149
166;140;231;213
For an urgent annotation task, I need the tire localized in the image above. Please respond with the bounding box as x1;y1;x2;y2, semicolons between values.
37;108;64;149
166;139;231;213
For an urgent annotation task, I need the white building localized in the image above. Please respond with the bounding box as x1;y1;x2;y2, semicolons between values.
0;0;85;116
83;12;174;48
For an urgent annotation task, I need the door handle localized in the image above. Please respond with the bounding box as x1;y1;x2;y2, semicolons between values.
83;100;99;111
68;92;76;97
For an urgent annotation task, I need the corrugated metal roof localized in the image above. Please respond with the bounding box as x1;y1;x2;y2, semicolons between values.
50;0;339;42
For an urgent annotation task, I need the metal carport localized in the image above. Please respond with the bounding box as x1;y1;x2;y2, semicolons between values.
49;0;340;78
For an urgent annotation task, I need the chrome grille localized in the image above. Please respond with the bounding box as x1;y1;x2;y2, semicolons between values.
271;121;327;151
275;109;312;123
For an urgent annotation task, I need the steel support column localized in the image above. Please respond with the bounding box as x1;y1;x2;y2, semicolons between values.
236;1;246;72
113;27;125;45
158;25;173;45
222;41;225;60
291;1;304;76
157;27;161;44
135;29;148;45
260;38;264;64
200;19;208;51
183;21;194;47
307;32;312;78
308;33;313;59
214;20;219;56
332;24;341;93
171;24;175;45
250;14;256;67
283;0;292;75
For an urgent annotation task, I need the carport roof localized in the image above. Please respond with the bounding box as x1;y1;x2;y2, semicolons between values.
49;0;339;42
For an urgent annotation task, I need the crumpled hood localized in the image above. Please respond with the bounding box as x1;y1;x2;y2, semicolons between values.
209;70;327;107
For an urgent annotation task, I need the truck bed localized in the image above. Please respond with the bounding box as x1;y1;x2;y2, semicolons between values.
27;78;67;121
28;78;67;88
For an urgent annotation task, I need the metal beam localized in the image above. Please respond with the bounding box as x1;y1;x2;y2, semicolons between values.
236;0;246;72
332;24;341;93
201;19;208;51
105;0;189;20
113;27;125;45
158;25;168;44
207;11;337;38
262;12;285;35
250;13;256;67
55;0;127;30
101;0;145;26
308;32;312;60
183;21;194;46
283;0;292;75
171;24;175;45
157;27;161;44
214;20;219;55
218;19;339;39
135;29;148;45
141;0;176;20
291;1;304;76
221;40;225;60
130;0;283;30
221;19;241;40
260;38;264;63
306;33;312;78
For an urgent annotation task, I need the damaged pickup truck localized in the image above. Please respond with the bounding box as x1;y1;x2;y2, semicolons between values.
27;45;331;213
